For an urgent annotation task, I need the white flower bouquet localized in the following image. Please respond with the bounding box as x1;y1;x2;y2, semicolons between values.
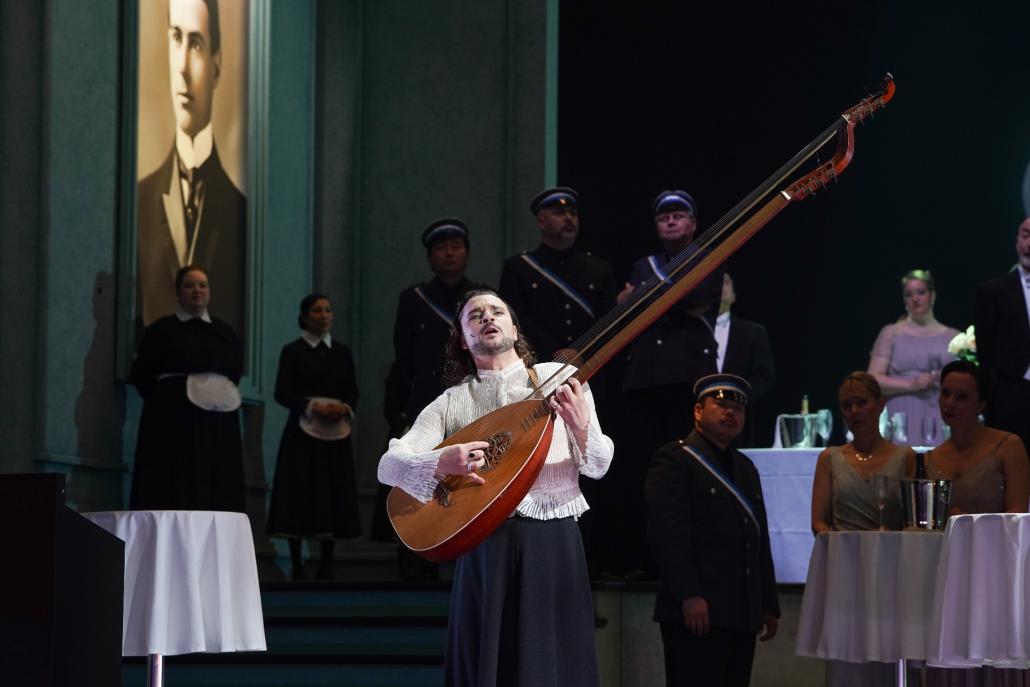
947;325;978;364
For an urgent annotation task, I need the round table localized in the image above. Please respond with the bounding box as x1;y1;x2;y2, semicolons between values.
82;510;267;686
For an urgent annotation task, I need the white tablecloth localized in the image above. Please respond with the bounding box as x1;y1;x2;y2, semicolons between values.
82;510;267;656
796;531;944;663
927;513;1030;669
743;448;820;584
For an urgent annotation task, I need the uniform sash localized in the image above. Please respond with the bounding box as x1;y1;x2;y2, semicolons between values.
681;444;760;536
519;254;594;318
647;255;670;282
413;285;454;327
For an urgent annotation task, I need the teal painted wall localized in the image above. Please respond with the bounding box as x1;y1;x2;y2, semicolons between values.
314;0;556;494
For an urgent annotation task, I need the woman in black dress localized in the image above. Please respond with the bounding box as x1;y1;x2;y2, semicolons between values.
130;264;246;512
267;293;361;580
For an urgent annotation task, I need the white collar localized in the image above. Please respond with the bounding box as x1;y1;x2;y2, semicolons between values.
302;331;332;348
1018;264;1030;287
175;123;214;170
716;311;731;327
476;359;526;378
175;307;211;323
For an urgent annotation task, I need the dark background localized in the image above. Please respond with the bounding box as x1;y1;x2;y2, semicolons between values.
558;1;1030;443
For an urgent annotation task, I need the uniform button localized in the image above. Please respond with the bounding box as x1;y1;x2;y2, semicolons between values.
703;348;710;355
745;567;750;575
656;339;663;346
566;319;572;325
532;283;538;289
746;542;750;549
588;283;595;290
743;517;749;525
564;303;571;310
566;336;573;342
419;324;425;330
710;488;716;495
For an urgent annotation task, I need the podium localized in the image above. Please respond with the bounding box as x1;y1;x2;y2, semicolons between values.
0;474;124;687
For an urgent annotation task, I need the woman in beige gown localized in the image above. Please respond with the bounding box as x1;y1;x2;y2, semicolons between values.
925;360;1030;687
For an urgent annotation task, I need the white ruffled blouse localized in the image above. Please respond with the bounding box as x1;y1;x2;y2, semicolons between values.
377;360;614;520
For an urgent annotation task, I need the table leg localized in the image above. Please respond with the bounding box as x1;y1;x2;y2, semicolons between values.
147;653;164;687
895;658;907;687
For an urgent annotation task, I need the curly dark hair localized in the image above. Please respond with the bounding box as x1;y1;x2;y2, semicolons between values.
441;289;536;386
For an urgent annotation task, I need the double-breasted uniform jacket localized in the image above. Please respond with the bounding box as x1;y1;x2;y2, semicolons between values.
645;429;780;634
498;243;617;361
622;250;725;392
384;275;484;431
137;145;247;338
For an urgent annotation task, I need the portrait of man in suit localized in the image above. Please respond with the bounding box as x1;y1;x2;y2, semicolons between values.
136;0;247;339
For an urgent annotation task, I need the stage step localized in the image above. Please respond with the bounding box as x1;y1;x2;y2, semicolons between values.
121;581;451;687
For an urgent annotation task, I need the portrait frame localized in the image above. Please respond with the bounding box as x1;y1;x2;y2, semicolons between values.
117;0;269;397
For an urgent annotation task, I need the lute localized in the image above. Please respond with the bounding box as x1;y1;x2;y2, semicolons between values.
388;75;896;561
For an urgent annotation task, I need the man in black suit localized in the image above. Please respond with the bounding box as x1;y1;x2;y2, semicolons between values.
645;374;780;687
975;217;1030;451
715;273;776;447
137;0;246;338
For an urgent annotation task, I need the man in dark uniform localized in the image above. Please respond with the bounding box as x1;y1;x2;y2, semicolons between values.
498;187;617;575
616;190;725;574
498;187;617;363
372;218;485;569
385;218;484;434
645;374;780;687
716;273;776;447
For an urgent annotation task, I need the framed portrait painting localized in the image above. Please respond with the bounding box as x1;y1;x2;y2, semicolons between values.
119;0;266;390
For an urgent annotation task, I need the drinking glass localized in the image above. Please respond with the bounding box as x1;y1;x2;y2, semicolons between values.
879;409;892;441
816;409;833;446
921;414;938;446
890;412;907;443
873;475;890;531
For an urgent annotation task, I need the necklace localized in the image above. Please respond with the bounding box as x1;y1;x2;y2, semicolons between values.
853;445;876;462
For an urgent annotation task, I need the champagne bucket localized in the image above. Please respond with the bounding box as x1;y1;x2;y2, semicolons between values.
900;478;952;530
778;414;817;448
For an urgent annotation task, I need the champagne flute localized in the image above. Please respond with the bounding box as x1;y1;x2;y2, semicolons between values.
921;414;938;447
873;475;890;531
816;409;833;446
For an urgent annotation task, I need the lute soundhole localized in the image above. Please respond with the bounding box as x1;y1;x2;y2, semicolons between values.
433;431;514;507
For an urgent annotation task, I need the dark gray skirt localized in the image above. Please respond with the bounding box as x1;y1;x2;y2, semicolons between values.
445;516;599;687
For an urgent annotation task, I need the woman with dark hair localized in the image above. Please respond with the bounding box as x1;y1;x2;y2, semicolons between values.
130;264;246;512
925;360;1029;515
867;269;958;445
924;360;1030;686
267;293;360;580
378;289;614;686
811;372;917;686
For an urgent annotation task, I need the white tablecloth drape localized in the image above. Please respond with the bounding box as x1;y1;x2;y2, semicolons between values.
82;510;267;657
796;531;944;663
928;513;1030;669
743;448;820;584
